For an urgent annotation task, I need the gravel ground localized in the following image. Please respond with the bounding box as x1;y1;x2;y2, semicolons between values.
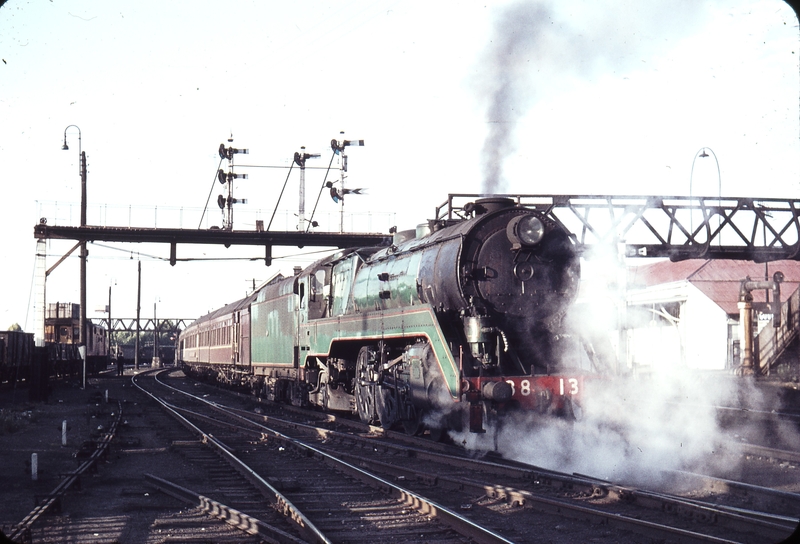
0;367;265;544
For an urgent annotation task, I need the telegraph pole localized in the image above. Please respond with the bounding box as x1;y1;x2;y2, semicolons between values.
135;260;141;371
294;147;320;231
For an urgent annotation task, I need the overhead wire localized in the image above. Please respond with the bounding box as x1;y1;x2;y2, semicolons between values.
306;150;337;232
237;164;332;170
85;241;336;263
198;155;225;228
24;244;39;331
267;161;294;231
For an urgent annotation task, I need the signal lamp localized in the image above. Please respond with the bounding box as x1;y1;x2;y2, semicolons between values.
217;170;248;184
219;144;249;160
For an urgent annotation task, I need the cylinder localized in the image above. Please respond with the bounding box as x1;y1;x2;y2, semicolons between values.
465;316;491;344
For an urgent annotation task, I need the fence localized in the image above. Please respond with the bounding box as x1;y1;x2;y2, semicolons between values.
35;201;395;234
754;285;800;373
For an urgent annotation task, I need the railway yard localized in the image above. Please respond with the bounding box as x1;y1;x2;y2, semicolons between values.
7;0;800;539
1;367;798;544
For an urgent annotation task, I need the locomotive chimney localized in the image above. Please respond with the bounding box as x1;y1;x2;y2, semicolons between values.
293;266;302;276
472;197;515;215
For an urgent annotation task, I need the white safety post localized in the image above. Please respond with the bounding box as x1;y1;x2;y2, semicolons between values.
78;345;87;389
31;453;38;481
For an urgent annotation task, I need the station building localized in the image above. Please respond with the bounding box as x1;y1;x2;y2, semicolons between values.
621;260;800;374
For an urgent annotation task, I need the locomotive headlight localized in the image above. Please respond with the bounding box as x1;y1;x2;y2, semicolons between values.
507;214;545;247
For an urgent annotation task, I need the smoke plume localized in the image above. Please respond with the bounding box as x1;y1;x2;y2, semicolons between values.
474;0;707;194
476;2;552;194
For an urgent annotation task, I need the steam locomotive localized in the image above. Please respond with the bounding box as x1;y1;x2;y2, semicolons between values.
179;196;588;435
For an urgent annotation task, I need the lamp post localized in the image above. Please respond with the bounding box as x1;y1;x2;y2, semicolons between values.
153;298;160;367
135;260;141;372
62;125;88;387
108;280;116;366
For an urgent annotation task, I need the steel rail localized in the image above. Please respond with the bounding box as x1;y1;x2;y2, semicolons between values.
131;370;332;544
331;451;757;544
737;442;800;465
160;372;798;543
144;473;306;544
184;393;797;541
665;468;800;514
151;370;515;544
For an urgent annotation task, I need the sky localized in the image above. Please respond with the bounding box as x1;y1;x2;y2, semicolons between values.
1;0;799;330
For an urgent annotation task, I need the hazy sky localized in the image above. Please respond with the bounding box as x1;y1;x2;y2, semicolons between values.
1;0;798;329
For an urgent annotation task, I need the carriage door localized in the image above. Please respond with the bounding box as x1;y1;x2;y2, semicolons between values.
297;275;311;366
240;310;251;368
232;312;240;366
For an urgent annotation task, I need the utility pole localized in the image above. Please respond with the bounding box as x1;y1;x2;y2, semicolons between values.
108;284;113;365
135;260;141;371
61;126;87;362
294;147;320;231
153;300;159;367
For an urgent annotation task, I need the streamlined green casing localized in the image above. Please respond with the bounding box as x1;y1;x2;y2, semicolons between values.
248;274;461;398
304;306;460;399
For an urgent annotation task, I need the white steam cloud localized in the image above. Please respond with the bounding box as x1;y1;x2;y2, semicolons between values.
492;373;762;486
451;247;800;487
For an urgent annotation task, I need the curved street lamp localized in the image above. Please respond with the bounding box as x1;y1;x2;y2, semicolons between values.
689;147;721;244
689;147;721;203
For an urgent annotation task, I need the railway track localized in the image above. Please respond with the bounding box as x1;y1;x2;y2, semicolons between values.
1;373;283;543
130;391;295;543
135;369;511;543
155;369;799;543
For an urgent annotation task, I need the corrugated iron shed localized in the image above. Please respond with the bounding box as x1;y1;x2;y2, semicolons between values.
627;260;800;315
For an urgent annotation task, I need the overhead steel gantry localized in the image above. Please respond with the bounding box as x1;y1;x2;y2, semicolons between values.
437;194;800;262
32;223;393;266
34;193;800;264
91;317;194;333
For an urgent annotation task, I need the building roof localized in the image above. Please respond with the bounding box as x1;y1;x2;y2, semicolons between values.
627;259;800;315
